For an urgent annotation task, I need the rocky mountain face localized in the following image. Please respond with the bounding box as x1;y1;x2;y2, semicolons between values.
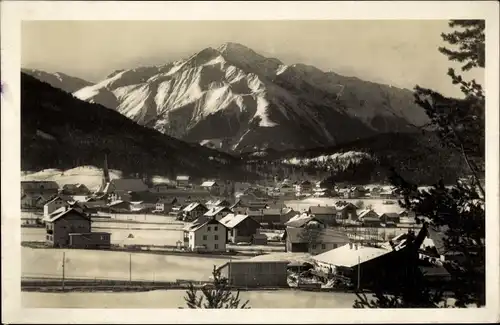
46;43;430;153
22;68;94;94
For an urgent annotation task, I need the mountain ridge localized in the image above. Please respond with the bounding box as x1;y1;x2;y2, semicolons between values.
29;42;431;153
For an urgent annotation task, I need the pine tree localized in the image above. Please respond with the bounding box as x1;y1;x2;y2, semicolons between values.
354;20;485;308
182;266;250;309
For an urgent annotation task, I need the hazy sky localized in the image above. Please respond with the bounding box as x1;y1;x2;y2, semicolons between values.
22;20;483;97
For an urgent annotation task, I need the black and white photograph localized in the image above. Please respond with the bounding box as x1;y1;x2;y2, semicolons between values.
1;1;499;323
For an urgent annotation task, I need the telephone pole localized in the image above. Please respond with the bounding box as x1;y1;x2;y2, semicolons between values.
129;253;132;283
357;255;361;291
62;251;66;291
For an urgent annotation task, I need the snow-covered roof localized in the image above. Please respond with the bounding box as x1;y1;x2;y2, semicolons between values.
183;202;205;212
45;207;90;223
219;213;255;229
313;244;391;268
204;206;230;217
358;209;379;219
201;181;217;187
176;175;190;181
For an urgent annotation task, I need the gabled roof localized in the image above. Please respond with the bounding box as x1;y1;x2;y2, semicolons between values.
201;181;218;187
358;209;379;219
285;215;324;228
219;213;258;229
312;244;391;267
183;202;206;212
204;206;231;217
309;206;336;215
46;207;90;223
380;212;400;219
44;196;66;205
184;217;223;232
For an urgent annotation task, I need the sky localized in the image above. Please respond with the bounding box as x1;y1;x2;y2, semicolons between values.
21;20;484;98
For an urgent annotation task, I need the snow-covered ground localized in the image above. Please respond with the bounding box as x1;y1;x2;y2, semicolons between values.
21;166;173;191
21;246;236;283
22;289;358;308
284;197;405;215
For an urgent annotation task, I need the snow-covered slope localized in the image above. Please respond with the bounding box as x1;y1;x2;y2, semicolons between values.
22;68;93;94
73;42;430;153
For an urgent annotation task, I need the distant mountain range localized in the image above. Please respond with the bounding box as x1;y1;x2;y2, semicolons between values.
26;42;430;153
242;132;469;185
22;68;94;94
20;72;254;181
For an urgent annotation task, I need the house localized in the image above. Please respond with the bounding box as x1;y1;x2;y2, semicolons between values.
380;189;397;199
203;206;232;221
205;199;232;209
200;181;220;195
369;186;383;198
379;212;401;224
335;202;359;221
358;209;380;226
285;214;325;228
284;227;350;255
250;207;295;228
155;197;178;213
308;205;337;225
176;175;190;188
61;183;90;195
44;206;109;248
182;202;209;222
275;183;296;197
43;196;69;218
217;260;290;288
298;180;314;194
21;181;60;209
108;200;131;212
182;218;226;252
219;214;262;244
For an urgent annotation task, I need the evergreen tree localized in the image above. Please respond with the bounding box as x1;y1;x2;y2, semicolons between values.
354;20;485;308
182;266;250;309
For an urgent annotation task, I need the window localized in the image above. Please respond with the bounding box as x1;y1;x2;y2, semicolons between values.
215;244;219;249
333;244;338;249
312;244;317;249
322;244;326;249
203;235;207;240
214;226;218;231
207;226;211;231
215;235;219;240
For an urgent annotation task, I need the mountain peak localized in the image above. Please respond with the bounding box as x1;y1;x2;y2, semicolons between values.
217;42;254;53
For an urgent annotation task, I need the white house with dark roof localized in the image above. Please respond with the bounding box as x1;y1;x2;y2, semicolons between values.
183;218;226;252
176;175;190;188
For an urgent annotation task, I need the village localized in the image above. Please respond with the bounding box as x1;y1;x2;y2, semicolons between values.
18;154;456;295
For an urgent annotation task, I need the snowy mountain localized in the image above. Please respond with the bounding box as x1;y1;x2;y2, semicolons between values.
22;68;94;94
72;42;430;153
21;72;254;181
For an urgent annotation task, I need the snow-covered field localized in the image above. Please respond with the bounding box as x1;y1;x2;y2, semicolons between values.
21;166;172;191
285;197;406;215
22;226;184;247
22;289;358;308
94;213;182;225
21;247;236;282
